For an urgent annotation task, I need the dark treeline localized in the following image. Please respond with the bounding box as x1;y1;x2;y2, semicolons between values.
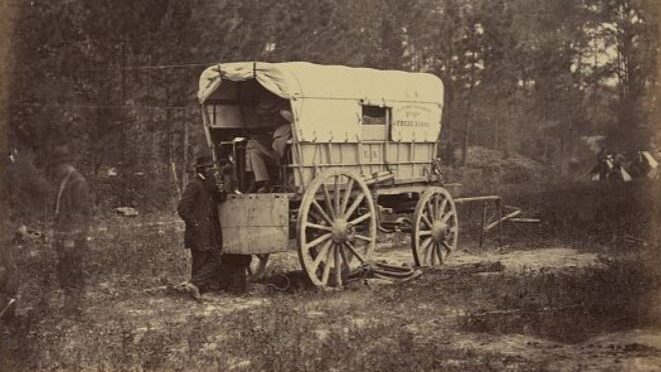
2;0;659;219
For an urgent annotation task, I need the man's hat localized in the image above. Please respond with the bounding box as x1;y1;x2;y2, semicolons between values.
194;156;213;168
50;144;74;167
194;148;214;169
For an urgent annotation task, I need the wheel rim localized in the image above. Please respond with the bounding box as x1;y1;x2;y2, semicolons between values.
411;187;458;266
247;254;269;281
297;169;376;287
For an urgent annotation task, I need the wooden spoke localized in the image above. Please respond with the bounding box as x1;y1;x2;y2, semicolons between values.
422;214;433;229
434;194;440;219
430;243;436;265
426;201;435;222
306;222;332;232
418;230;432;237
349;212;371;226
344;192;365;219
321;245;334;284
311;240;333;271
424;239;434;264
439;198;448;219
339;178;354;215
353;234;372;242
441;240;453;252
312;200;334;225
343;241;367;264
334;175;341;215
437;244;445;265
306;233;331;249
440;210;454;224
418;237;432;265
339;244;351;272
321;182;336;219
431;243;441;266
334;244;342;286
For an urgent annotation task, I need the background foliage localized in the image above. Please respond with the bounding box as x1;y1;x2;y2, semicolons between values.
2;0;659;218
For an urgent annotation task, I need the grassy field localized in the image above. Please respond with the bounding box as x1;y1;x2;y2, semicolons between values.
2;181;661;371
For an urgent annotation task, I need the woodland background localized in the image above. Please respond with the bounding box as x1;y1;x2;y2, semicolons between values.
1;0;659;222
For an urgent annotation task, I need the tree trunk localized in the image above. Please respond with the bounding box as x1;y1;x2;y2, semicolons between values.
461;80;475;166
165;77;182;199
182;107;189;189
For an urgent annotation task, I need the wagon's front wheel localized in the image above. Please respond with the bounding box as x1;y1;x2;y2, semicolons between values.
411;187;458;266
297;169;377;287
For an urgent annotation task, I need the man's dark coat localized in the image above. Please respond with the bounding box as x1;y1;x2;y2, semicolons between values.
177;175;221;252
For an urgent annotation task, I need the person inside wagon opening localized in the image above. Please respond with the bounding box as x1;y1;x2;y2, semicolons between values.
245;108;293;193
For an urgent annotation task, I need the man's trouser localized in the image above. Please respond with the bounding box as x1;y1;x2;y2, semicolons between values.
55;239;87;313
218;254;252;294
245;138;278;182
190;248;223;293
191;251;251;294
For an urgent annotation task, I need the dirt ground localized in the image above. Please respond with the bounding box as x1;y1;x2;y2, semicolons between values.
2;223;661;371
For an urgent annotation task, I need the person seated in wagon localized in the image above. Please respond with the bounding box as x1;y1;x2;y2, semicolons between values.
245;96;293;193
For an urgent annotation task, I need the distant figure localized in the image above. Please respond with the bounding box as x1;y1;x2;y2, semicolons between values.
50;144;91;315
177;154;223;295
245;109;293;193
591;147;610;181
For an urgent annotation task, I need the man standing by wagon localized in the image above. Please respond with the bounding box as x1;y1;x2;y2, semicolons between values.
177;154;223;295
50;144;91;316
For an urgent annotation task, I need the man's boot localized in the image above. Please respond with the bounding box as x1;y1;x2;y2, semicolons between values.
220;255;251;294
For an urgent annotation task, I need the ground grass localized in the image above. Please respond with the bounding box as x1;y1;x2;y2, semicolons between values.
2;180;661;370
3;234;660;370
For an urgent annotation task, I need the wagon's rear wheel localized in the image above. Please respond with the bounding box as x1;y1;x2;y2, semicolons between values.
411;187;458;266
247;254;269;281
297;169;377;287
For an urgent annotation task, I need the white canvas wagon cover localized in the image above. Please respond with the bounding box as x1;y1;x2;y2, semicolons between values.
198;61;445;143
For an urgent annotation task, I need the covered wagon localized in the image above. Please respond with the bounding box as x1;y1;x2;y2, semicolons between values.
197;61;458;286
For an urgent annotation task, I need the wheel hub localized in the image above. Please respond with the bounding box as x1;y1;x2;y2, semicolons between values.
431;220;448;243
331;218;354;243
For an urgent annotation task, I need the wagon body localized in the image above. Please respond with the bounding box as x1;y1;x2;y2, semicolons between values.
197;62;458;285
198;62;445;191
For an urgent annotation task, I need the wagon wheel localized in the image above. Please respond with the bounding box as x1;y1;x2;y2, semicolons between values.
297;169;377;287
247;254;269;281
411;187;458;266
